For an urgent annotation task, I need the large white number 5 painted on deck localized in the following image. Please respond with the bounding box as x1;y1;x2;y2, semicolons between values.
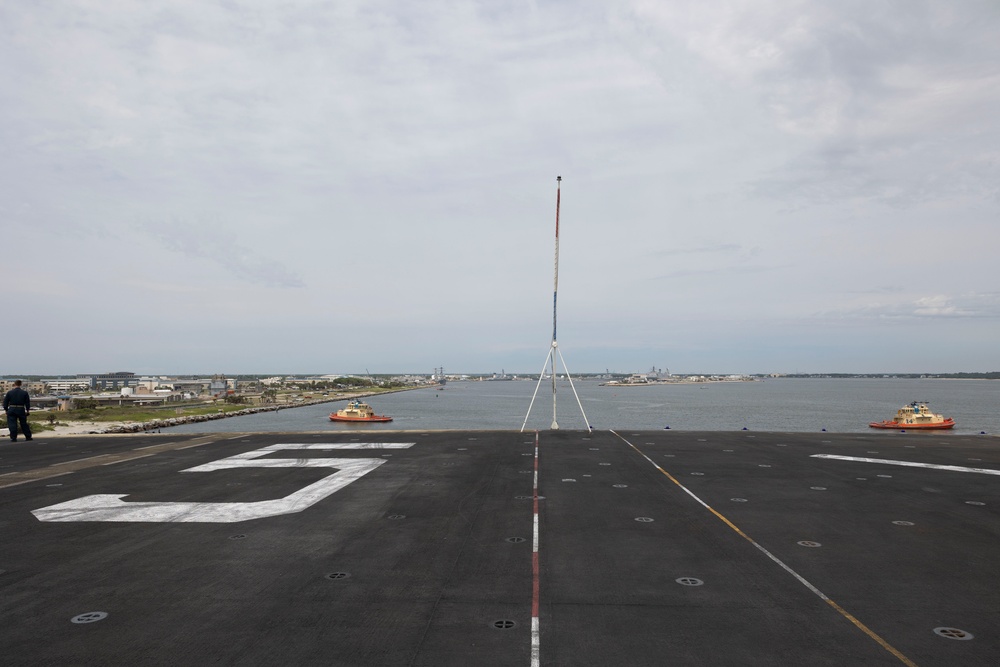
32;443;415;523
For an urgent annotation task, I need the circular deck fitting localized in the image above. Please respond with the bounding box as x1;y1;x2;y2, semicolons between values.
582;438;591;441
588;448;600;451
467;438;477;441
892;521;915;526
582;474;592;477
634;517;655;523
386;514;406;520
934;627;973;640
758;464;772;468
691;472;704;476
613;484;629;488
797;541;822;548
731;498;748;502
506;537;526;543
442;462;456;466
776;444;787;447
676;577;704;586
71;612;108;624
599;463;611;466
697;439;707;442
326;572;351;580
904;445;916;448
723;449;734;452
810;486;827;491
457;448;467;451
229;534;247;540
492;620;517;630
965;501;986;506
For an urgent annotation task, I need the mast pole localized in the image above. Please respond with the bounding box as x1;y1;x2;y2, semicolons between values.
550;176;561;430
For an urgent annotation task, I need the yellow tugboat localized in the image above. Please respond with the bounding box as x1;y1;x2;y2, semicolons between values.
329;399;393;423
869;401;955;430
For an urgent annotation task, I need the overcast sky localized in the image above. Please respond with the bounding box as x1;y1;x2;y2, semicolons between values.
4;1;998;376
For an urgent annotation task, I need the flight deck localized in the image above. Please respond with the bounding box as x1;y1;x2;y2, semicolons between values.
1;430;998;665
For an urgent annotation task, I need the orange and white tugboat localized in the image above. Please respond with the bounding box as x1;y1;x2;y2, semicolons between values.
329;399;393;423
869;401;955;430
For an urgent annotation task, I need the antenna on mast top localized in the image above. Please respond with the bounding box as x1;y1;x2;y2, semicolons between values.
521;176;591;433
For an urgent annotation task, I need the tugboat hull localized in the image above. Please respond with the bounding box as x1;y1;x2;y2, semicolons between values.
868;418;955;430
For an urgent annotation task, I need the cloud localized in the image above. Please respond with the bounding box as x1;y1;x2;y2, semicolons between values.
139;219;305;288
817;292;1000;320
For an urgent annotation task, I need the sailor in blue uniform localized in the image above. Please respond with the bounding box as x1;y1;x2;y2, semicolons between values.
3;380;32;441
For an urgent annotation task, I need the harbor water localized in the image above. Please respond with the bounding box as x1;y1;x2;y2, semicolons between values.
161;378;1000;435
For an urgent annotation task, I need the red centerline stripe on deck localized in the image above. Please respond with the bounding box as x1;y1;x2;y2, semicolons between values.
610;430;919;667
531;430;541;667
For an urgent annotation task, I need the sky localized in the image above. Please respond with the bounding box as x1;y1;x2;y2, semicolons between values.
3;0;999;376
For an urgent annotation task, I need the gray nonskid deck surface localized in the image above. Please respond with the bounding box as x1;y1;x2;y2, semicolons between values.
1;430;998;666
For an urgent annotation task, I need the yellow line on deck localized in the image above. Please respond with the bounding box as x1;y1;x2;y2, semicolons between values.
611;430;919;667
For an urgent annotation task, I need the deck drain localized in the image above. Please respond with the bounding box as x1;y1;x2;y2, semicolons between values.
723;449;734;452
326;572;351;580
892;521;914;526
457;448;467;450
381;454;392;457
691;472;704;476
519;470;532;474
797;541;822;547
676;577;703;586
856;477;867;481
634;517;655;522
877;474;892;478
229;534;247;540
776;444;787;447
46;483;63;487
664;454;675;457
589;448;600;451
810;486;827;491
493;620;517;630
613;484;628;488
71;612;108;624
731;498;748;502
387;514;406;520
758;464;771;468
562;478;577;482
934;627;973;640
965;501;986;506
698;439;707;442
522;453;533;456
423;482;435;486
515;495;532;499
506;537;526;543
599;463;611;466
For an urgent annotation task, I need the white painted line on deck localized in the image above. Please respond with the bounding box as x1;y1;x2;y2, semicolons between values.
811;454;1000;476
611;431;919;667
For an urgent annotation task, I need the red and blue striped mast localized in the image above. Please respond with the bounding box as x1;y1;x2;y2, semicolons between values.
522;176;591;432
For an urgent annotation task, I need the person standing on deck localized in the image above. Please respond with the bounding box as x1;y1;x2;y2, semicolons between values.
3;380;32;442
